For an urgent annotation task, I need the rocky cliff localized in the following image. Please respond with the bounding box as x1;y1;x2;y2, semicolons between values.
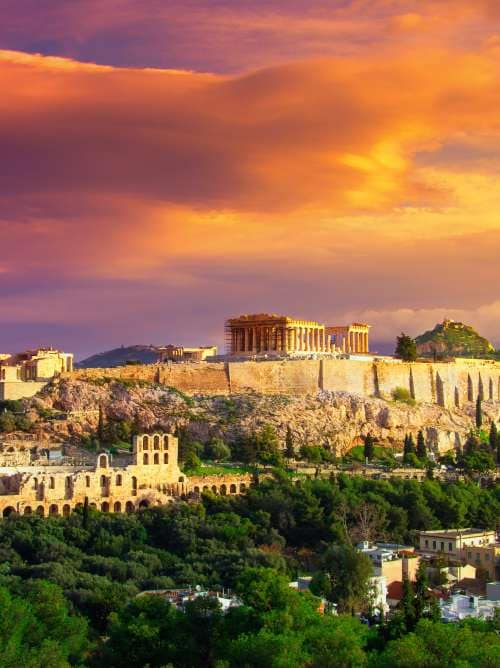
26;377;500;456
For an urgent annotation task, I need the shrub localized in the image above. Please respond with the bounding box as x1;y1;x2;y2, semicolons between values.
392;387;416;405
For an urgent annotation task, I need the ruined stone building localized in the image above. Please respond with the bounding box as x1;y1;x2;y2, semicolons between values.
0;347;74;400
226;314;370;356
0;432;252;517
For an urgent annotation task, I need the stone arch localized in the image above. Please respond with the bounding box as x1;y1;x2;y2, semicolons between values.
142;435;149;450
49;504;58;516
203;486;209;492
99;454;108;468
116;474;122;486
194;486;200;494
211;485;218;494
2;506;16;517
86;475;91;487
163;435;169;448
153;435;160;450
90;502;97;510
178;476;184;483
239;483;246;492
36;505;44;516
436;373;445;407
100;474;107;486
23;506;32;515
230;484;237;494
143;453;149;465
454;387;460;408
164;452;168;464
63;504;71;517
467;375;474;402
138;499;149;508
101;502;109;513
125;501;134;513
154;453;159;465
489;378;494;400
220;484;227;495
49;476;55;489
113;501;122;513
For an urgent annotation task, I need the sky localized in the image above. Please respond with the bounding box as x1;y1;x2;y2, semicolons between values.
1;0;500;359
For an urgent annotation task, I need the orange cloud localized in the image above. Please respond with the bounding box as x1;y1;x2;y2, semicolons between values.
1;40;500;354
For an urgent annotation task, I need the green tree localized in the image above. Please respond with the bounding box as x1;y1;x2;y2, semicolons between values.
320;544;373;614
416;431;426;460
400;577;416;632
489;421;498;451
205;437;231;461
403;434;416;464
363;433;375;462
476;394;483;428
285;425;295;461
0;411;16;433
395;333;417;362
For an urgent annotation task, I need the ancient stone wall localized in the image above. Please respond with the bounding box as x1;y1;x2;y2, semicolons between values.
67;358;500;406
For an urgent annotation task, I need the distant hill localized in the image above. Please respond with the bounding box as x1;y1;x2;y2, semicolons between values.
76;345;160;368
415;319;496;359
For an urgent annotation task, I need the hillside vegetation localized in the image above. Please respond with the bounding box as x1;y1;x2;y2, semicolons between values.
416;319;496;359
76;345;160;368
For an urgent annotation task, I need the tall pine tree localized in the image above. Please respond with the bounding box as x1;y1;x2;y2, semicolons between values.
284;425;294;461
363;433;375;461
489;421;498;451
475;394;483;428
416;431;426;460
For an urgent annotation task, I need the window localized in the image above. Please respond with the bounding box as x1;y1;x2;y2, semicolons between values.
448;542;453;552
476;553;481;563
143;453;149;465
467;551;472;559
142;435;149;450
432;541;436;550
154;453;159;465
33;478;38;490
100;475;107;486
440;542;444;552
66;476;71;488
486;554;490;561
153;435;160;450
49;477;55;489
86;475;90;487
425;539;429;548
164;453;168;464
116;474;122;486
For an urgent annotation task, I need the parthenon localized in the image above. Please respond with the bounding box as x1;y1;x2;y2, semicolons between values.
226;314;370;356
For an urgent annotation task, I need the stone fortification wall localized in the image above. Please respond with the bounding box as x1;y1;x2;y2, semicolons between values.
68;358;500;406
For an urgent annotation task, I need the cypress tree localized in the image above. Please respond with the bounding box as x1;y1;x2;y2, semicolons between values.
475;394;483;428
97;404;106;448
489;422;498;451
284;425;294;461
401;577;415;631
363;433;375;461
416;430;426;460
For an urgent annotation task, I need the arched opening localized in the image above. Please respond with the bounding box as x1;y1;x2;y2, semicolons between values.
75;503;83;510
116;474;122;486
203;486;209;492
125;501;134;513
101;502;109;513
139;499;149;508
100;475;106;486
163;435;169;448
33;477;38;489
131;476;137;495
143;453;149;465
23;506;32;515
113;501;122;513
220;484;227;496
193;486;200;495
49;477;55;489
49;504;58;516
142;435;149;450
230;484;236;494
153;435;160;450
36;505;44;517
90;502;97;510
178;476;184;483
63;504;71;517
239;483;246;492
467;375;474;402
211;485;218;494
86;475;91;487
154;453;159;465
65;476;71;489
2;506;16;517
164;453;168;464
99;454;108;468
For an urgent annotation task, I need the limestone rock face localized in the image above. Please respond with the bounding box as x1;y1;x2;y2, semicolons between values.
25;379;500;456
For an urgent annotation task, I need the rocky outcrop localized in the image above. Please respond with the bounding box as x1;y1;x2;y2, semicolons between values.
25;378;500;456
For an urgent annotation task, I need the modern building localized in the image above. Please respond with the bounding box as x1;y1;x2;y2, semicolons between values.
419;529;497;559
0;348;74;400
461;543;500;580
225;314;370;357
157;345;217;362
439;593;500;622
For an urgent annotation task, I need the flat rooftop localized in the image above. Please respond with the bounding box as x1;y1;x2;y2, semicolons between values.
420;528;495;538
